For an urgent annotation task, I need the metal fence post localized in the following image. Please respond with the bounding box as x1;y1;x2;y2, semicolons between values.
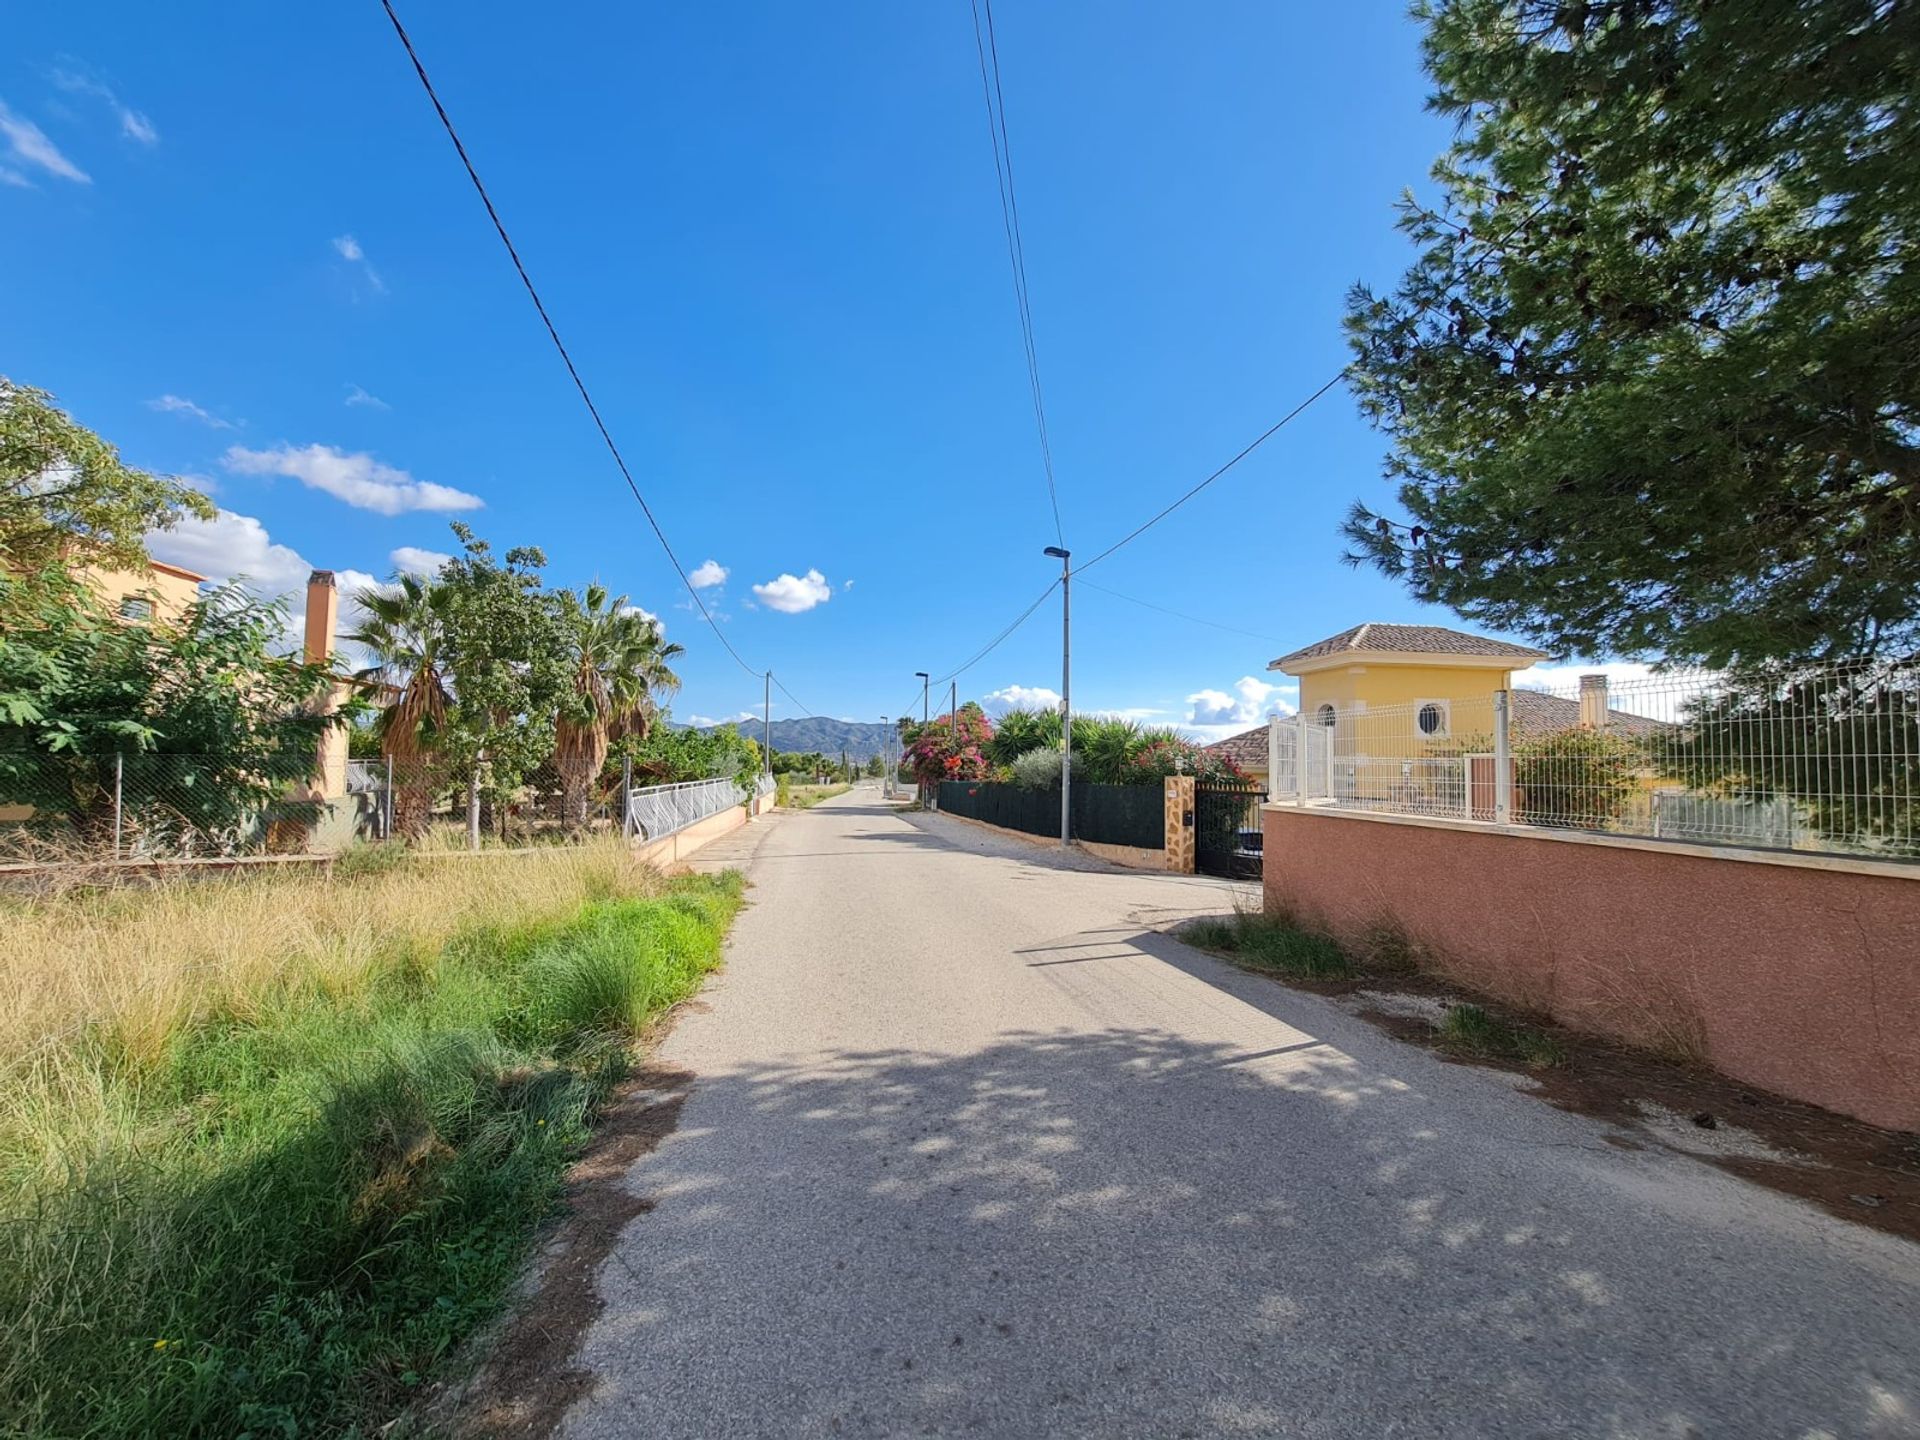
1493;689;1513;827
384;755;394;840
113;752;124;861
1294;712;1307;805
622;755;633;836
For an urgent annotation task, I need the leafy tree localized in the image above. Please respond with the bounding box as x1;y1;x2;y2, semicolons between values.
864;753;884;778
1654;664;1920;855
619;723;761;795
0;379;213;570
552;584;683;830
1343;0;1920;665
0;565;348;852
433;524;572;826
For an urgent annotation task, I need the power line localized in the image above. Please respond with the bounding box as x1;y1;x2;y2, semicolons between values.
1074;372;1348;575
1077;579;1289;646
378;0;783;695
968;0;1064;547
1073;196;1558;577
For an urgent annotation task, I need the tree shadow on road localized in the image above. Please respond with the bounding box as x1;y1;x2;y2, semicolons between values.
544;1016;1920;1440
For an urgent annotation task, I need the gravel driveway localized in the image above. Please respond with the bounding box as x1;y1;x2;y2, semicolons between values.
558;789;1920;1440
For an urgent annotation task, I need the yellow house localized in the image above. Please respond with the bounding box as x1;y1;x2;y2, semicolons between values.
74;557;207;626
1269;622;1549;739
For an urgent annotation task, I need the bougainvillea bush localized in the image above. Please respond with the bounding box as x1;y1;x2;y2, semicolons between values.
900;703;995;791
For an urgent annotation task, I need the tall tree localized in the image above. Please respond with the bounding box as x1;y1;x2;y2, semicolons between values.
552;584;683;829
347;572;453;838
0;380;213;569
1343;0;1920;666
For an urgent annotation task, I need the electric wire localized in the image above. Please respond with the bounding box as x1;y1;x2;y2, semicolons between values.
378;0;825;719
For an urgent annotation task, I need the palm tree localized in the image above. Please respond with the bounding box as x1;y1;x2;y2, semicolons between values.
348;574;453;839
554;585;684;830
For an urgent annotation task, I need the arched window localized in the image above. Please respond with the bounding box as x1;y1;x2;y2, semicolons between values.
1316;703;1336;728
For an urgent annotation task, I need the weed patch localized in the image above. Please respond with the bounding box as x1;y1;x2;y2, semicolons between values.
1437;1003;1567;1068
0;861;742;1440
1184;910;1354;981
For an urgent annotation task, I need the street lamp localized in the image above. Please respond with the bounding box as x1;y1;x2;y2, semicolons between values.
915;672;930;726
1043;545;1071;846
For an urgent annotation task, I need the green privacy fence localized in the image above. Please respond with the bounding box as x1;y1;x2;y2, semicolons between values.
937;781;1163;850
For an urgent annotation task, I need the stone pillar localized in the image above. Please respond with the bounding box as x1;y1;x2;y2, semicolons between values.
1164;775;1195;875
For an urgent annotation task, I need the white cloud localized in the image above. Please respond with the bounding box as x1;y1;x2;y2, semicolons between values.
147;394;233;429
331;234;385;294
388;545;452;577
0;100;89;184
984;684;1063;715
145;507;380;652
689;558;728;589
1186;675;1296;727
344;383;390;411
686;711;757;727
751;568;832;614
50;68;157;146
223;442;482;515
617;602;665;636
0;166;31;188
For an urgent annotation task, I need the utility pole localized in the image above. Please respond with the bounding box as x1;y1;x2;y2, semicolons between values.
1044;546;1072;846
916;671;930;726
949;681;958;750
763;671;772;772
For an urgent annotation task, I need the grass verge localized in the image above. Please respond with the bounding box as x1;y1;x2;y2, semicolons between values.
0;845;741;1439
1437;1003;1567;1068
782;783;851;810
1182;909;1355;981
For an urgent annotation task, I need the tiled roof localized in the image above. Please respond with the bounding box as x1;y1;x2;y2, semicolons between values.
1508;688;1669;740
1200;725;1272;770
1271;622;1547;670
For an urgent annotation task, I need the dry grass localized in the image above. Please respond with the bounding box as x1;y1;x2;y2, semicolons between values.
0;840;655;1076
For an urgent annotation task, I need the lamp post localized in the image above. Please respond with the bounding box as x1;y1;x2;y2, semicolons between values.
1043;545;1072;846
879;716;889;797
915;672;929;726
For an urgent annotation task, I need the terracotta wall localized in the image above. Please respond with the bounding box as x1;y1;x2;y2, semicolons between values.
1263;806;1920;1132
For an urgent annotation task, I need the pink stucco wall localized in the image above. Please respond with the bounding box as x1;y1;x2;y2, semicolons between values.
1263;806;1920;1132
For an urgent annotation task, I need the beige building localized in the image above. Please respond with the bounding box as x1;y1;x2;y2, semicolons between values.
75;557;206;626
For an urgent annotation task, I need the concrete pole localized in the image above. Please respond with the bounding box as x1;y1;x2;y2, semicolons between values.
1045;546;1072;846
763;671;773;772
1493;689;1513;827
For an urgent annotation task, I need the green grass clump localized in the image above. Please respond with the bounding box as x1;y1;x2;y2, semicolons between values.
1437;1003;1567;1068
1185;910;1355;981
0;871;742;1440
783;783;851;810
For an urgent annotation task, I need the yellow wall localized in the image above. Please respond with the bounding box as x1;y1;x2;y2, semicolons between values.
76;562;203;626
1299;662;1516;738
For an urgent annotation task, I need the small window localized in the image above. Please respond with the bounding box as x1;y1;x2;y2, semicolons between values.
118;596;154;623
1316;703;1337;728
1416;700;1450;738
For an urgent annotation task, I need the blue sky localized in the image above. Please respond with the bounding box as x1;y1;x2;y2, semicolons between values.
1;3;1592;740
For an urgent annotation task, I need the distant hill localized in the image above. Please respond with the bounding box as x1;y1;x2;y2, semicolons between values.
687;716;895;762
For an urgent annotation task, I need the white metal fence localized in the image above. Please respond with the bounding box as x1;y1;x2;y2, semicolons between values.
1268;659;1919;861
623;775;751;842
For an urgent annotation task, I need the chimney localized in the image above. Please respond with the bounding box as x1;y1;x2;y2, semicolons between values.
1578;672;1609;730
304;570;338;668
306;570;349;808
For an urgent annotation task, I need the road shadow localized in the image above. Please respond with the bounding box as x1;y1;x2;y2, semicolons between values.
552;1020;1920;1440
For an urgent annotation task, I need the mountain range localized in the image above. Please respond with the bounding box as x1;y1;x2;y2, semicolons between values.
687;716;896;762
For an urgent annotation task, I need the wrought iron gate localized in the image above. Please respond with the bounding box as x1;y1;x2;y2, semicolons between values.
1195;779;1266;879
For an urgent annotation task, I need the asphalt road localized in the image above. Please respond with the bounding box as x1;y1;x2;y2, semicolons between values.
560;789;1920;1440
